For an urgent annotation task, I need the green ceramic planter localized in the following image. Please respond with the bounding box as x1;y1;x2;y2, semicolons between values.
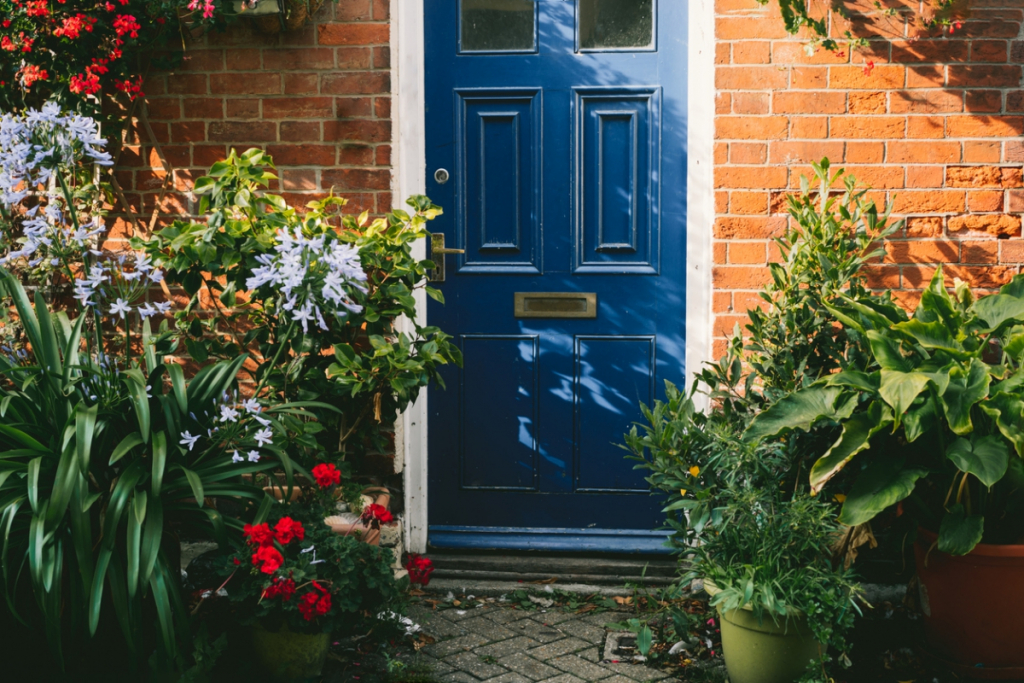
717;606;824;683
252;620;330;682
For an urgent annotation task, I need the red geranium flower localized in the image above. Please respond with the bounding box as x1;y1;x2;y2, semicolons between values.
243;522;275;547
311;462;341;489
112;14;140;38
361;503;393;528
297;582;331;620
273;516;305;545
405;554;434;587
252;545;283;574
263;577;296;601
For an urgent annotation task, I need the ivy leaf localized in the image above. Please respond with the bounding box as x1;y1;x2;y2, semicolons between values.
937;504;984;556
945;436;1009;488
840;458;928;526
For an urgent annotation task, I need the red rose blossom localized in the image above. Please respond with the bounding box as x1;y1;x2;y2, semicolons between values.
311;462;341;489
273;516;305;545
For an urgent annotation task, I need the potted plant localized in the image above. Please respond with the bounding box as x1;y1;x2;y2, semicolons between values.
628;160;900;682
747;265;1024;677
217;511;405;681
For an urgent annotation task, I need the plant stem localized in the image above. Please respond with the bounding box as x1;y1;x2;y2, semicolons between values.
253;321;296;398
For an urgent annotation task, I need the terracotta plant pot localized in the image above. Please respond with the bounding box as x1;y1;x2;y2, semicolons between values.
323;487;392;546
707;581;824;683
915;528;1024;679
251;620;329;681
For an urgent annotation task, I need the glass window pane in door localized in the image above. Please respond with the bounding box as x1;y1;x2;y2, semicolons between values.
461;0;536;52
579;0;654;50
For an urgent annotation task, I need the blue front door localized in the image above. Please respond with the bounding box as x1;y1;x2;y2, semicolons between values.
425;0;688;553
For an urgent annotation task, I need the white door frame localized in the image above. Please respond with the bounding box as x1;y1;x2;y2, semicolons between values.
392;0;716;553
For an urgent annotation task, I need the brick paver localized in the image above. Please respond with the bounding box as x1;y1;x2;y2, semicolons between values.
408;601;681;683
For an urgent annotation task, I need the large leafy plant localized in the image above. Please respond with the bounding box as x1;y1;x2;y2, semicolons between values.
142;149;461;467
626;161;901;679
0;271;306;669
747;267;1024;556
0;109;321;673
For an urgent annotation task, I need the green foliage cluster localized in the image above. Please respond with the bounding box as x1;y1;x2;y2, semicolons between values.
216;518;405;636
141;149;461;468
0;270;309;671
748;266;1024;555
763;0;965;54
626;160;901;679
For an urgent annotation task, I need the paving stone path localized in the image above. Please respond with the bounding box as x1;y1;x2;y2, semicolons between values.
408;599;683;683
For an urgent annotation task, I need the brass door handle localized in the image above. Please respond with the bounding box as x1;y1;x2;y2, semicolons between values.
429;233;464;283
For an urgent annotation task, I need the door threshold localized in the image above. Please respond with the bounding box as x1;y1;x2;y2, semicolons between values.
429;525;674;554
426;549;679;586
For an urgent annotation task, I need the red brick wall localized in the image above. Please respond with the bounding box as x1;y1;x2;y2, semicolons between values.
114;0;391;241
713;0;1024;357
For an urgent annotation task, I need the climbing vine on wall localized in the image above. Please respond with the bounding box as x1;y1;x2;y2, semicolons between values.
763;0;968;53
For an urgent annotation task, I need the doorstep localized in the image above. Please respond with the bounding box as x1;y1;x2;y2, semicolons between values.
427;550;679;594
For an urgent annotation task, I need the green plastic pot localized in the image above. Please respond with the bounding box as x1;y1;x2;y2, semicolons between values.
252;620;330;682
717;606;824;683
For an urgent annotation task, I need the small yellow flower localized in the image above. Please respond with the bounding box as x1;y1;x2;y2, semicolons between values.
689;466;700;478
679;489;687;497
834;494;847;503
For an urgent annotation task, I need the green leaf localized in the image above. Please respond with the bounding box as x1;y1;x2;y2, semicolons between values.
109;433;144;466
867;330;911;372
840;458;929;526
744;387;854;443
181;467;205;507
893;319;965;357
937;504;984;555
810;403;892;493
637;624;653;656
903;398;939;444
941;359;990;436
946;436;1009;488
980;392;1024;456
75;403;98;476
973;293;1024;332
878;370;931;421
151;431;167;497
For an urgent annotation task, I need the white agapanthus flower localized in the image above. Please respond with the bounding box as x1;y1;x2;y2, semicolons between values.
246;226;368;333
0;104;113;265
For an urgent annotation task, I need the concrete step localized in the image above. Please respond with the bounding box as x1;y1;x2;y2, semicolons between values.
428;551;679;587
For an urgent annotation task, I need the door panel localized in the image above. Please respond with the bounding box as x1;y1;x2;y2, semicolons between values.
426;0;687;552
457;89;543;273
575;87;660;273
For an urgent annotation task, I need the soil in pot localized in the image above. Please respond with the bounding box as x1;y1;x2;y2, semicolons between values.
251;620;330;681
915;528;1024;679
717;607;824;683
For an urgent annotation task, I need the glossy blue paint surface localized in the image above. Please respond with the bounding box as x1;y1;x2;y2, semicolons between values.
426;0;687;552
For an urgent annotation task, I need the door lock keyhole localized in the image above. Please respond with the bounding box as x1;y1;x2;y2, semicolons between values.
434;168;450;185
